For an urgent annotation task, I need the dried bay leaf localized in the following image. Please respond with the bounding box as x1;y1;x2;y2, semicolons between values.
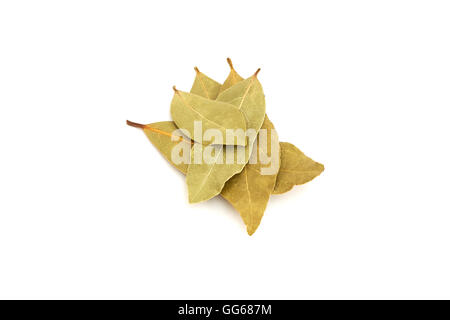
126;120;191;174
218;59;282;234
216;69;266;135
170;87;247;146
186;144;248;203
190;67;221;100
272;142;324;194
221;115;280;235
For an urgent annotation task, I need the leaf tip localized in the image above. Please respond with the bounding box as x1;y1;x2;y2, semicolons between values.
319;162;325;173
172;85;179;94
188;195;198;204
253;68;261;78
194;66;200;74
247;226;257;236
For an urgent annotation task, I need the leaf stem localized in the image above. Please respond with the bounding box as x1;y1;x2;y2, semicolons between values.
126;120;146;129
127;120;194;145
226;57;235;70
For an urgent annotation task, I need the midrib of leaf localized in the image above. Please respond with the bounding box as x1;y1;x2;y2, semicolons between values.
278;169;322;174
198;73;210;99
191;147;224;201
231;70;239;84
284;148;311;158
238;77;256;110
281;149;322;173
146;126;192;144
177;92;227;130
247;165;263;175
243;166;253;226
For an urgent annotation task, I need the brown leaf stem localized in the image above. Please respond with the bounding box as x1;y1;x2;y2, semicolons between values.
126;120;146;129
226;57;235;70
127;120;193;145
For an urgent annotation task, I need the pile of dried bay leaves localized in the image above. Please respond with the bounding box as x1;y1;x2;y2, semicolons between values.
127;58;324;235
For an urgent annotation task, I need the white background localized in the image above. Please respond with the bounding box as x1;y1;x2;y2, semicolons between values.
1;1;449;299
